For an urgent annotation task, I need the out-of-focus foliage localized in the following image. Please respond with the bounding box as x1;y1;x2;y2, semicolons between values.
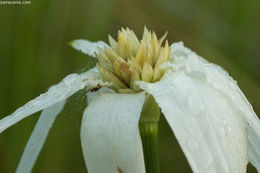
0;0;259;172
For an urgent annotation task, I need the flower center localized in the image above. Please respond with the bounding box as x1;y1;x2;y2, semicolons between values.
96;27;171;93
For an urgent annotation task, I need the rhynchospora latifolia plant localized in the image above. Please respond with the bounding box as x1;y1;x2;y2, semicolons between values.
0;27;260;173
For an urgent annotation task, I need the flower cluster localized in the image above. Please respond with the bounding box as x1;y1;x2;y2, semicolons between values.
96;27;171;93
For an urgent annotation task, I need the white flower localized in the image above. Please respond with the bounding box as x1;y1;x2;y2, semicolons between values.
0;27;260;173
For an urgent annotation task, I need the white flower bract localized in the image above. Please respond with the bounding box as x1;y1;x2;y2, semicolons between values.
0;28;260;173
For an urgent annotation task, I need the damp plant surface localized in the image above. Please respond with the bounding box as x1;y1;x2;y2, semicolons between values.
0;27;260;173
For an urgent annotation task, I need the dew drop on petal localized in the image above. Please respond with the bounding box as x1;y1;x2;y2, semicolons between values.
218;126;226;136
227;126;232;133
187;94;206;116
222;118;228;125
186;138;199;150
204;157;214;171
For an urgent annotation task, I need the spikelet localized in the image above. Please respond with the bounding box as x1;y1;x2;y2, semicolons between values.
96;27;171;93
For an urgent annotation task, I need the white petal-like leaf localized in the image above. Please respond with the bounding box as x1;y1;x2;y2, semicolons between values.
16;100;66;173
170;42;260;171
81;92;146;173
136;42;255;172
0;70;102;133
139;72;248;173
71;39;109;57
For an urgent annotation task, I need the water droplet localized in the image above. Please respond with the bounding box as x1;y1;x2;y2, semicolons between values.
199;104;206;112
227;126;232;133
223;119;228;125
204;158;214;170
228;142;233;148
186;138;199;150
218;126;226;136
188;95;194;103
187;94;205;115
228;109;233;114
219;112;227;118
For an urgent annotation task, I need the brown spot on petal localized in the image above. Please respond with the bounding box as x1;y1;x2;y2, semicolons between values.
117;166;124;173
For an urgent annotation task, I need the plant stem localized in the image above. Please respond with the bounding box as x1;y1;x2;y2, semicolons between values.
139;94;160;173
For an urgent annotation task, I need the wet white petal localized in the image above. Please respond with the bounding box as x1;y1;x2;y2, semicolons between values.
0;70;101;133
170;42;260;171
81;92;146;173
16;100;66;173
71;39;109;57
136;42;254;172
139;71;248;173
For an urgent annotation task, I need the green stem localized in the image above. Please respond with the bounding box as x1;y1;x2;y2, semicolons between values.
139;94;160;173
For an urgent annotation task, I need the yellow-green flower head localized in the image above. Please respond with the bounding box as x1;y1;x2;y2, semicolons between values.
95;27;170;93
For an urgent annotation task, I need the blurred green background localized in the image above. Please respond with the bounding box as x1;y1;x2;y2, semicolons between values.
0;0;259;172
